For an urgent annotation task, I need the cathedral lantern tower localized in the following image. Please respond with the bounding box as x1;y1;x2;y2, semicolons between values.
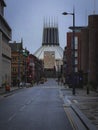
34;19;63;77
42;19;59;46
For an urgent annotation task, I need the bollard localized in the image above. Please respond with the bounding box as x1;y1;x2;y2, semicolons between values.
5;84;10;92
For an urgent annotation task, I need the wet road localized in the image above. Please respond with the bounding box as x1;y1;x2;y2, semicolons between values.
0;79;73;130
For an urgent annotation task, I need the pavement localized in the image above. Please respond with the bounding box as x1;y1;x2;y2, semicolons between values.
0;83;32;97
60;84;98;130
0;86;23;99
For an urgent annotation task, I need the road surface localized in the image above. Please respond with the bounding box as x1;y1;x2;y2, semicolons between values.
0;79;73;130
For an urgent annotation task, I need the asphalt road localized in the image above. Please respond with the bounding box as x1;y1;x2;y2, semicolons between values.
0;79;73;130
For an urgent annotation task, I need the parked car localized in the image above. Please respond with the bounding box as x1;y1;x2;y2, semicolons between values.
25;83;32;87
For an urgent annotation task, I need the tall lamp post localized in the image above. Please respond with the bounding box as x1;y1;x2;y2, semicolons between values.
62;8;75;95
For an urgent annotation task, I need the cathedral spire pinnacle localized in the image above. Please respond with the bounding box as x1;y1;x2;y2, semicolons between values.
42;17;59;46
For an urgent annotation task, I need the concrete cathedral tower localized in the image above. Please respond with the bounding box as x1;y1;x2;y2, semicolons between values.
42;18;59;46
34;18;63;77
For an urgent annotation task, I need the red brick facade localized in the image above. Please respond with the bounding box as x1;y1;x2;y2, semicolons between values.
66;31;82;75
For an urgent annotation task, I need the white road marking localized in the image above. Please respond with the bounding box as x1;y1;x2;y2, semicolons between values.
19;105;26;111
8;113;16;121
73;100;78;103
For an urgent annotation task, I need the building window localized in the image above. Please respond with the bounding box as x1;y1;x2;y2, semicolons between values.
75;36;78;49
12;67;17;72
12;57;17;62
75;51;78;57
75;58;78;65
75;67;78;72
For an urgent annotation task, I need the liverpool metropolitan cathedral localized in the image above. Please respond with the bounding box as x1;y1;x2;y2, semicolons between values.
34;20;63;77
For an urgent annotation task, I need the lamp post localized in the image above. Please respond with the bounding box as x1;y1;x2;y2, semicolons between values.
62;8;76;95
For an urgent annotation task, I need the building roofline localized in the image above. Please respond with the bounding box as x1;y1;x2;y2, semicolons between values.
0;14;11;31
69;26;87;30
2;0;6;7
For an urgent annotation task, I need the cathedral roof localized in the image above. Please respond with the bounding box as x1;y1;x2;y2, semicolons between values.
34;45;63;60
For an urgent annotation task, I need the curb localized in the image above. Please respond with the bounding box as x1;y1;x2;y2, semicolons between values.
0;87;23;97
71;104;98;130
63;98;97;130
61;88;98;130
63;98;98;130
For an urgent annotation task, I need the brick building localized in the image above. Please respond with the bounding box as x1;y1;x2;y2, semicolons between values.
81;15;98;87
66;27;84;74
64;15;98;89
27;54;44;84
63;27;85;87
9;41;27;86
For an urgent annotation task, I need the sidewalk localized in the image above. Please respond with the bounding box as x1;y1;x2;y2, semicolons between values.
0;86;21;98
60;85;98;130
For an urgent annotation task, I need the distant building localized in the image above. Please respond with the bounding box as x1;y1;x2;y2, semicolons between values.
0;0;12;87
9;41;25;86
9;41;43;85
27;54;44;83
34;20;63;77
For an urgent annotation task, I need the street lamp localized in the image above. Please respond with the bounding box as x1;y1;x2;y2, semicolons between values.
62;9;76;95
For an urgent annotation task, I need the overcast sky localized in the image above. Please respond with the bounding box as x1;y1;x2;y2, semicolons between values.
5;0;98;54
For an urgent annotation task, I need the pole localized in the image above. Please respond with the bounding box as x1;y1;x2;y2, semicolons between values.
72;8;75;95
62;9;76;95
